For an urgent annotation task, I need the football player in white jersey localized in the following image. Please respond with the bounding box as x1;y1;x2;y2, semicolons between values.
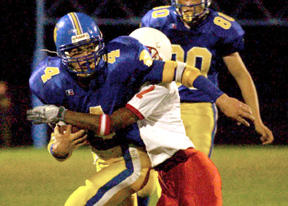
28;27;255;205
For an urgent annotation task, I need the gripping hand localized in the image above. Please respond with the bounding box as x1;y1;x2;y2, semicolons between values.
27;105;66;124
216;94;255;127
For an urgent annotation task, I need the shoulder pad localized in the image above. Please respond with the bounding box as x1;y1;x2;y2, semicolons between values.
29;56;68;104
104;36;153;82
141;6;175;29
209;10;244;39
108;36;141;50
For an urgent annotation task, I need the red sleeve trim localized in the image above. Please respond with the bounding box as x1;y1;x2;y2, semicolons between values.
126;104;145;120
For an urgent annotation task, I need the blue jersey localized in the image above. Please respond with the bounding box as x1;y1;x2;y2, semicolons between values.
141;6;245;103
30;36;166;147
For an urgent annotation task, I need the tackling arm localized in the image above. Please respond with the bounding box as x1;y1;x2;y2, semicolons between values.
62;107;138;135
26;105;139;136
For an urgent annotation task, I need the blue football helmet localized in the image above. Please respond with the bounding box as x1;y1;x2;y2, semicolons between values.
171;0;211;26
54;12;104;77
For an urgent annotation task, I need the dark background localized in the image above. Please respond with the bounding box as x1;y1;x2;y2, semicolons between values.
1;1;287;146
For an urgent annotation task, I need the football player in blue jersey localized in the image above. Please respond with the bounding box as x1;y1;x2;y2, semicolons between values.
27;12;254;205
140;0;274;157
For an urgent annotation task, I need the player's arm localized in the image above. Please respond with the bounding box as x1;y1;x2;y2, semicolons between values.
27;84;168;136
160;61;222;98
26;105;138;136
148;60;255;125
223;52;274;144
63;107;138;135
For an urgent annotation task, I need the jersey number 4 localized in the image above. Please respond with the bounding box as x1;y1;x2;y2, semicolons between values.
41;67;60;84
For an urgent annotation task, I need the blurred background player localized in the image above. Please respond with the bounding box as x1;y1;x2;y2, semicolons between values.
28;12;252;206
141;0;274;157
28;27;226;206
0;81;12;147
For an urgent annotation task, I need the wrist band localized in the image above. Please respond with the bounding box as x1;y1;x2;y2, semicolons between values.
57;106;67;121
98;114;111;136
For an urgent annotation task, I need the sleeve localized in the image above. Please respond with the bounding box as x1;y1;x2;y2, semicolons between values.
140;10;153;27
29;62;65;104
144;60;224;102
126;84;170;119
142;60;166;84
217;20;245;56
112;36;155;80
140;7;170;30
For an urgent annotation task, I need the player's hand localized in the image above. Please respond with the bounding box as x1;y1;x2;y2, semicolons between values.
52;125;87;158
254;121;274;144
26;105;67;124
216;94;255;127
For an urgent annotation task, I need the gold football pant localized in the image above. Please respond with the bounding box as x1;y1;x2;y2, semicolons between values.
137;169;161;206
180;102;218;157
65;145;151;206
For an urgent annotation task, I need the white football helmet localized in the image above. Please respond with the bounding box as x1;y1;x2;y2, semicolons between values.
129;27;172;61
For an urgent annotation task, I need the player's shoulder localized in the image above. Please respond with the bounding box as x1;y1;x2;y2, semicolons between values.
107;35;152;66
29;56;70;98
30;56;67;85
107;35;143;52
105;36;153;81
207;9;244;38
141;5;176;28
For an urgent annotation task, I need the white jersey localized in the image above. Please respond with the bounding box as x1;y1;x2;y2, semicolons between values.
126;82;194;167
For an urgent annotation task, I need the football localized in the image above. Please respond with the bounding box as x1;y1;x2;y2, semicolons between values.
58;125;81;134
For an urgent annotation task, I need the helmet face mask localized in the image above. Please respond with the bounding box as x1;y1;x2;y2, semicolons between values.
59;39;104;77
171;0;211;26
54;12;104;77
146;46;161;60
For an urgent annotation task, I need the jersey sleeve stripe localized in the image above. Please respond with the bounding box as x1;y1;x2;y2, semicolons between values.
125;104;145;120
181;65;201;88
162;60;178;83
175;61;186;82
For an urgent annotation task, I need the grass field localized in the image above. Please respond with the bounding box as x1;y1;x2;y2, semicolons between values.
1;145;287;206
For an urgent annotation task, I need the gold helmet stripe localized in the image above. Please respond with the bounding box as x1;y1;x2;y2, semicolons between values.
68;12;83;35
